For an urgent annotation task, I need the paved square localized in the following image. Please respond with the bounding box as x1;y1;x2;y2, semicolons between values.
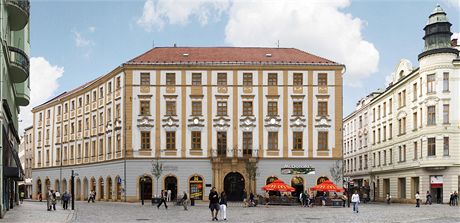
4;200;460;223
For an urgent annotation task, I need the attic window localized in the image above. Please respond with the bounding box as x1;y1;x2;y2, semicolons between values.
265;53;272;57
182;53;189;57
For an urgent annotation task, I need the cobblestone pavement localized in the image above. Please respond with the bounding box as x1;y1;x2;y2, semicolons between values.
4;200;460;223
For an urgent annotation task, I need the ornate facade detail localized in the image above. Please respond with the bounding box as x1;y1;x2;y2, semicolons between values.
137;116;154;131
289;116;306;132
264;116;281;132
161;116;179;131
239;116;256;132
213;116;231;132
187;116;205;131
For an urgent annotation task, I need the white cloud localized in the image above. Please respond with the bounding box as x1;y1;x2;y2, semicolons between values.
19;57;64;133
136;0;379;86
443;0;460;8
224;0;379;87
72;29;93;48
88;26;96;33
137;0;230;31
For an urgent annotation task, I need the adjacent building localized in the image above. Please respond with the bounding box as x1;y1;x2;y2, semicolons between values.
18;126;33;198
32;47;345;202
0;0;30;218
344;5;460;203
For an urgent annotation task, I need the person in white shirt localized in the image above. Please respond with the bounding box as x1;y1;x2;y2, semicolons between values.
351;191;360;213
415;191;420;207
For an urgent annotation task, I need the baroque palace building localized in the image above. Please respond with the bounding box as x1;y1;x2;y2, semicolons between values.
344;5;460;204
31;47;345;202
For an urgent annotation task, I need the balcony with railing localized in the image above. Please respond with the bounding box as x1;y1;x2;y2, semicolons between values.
7;0;30;31
14;77;30;106
8;46;29;83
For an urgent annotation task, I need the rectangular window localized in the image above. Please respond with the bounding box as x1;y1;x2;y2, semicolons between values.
166;131;176;150
389;98;393;114
383;150;387;165
383;102;387;116
318;132;328;151
378;151;381;166
389;148;393;164
217;132;227;155
191;131;201;150
141;131;150;150
443;137;449;156
293;73;303;86
140;101;150;116
293;102;303;116
70;145;74;160
99;139;103;156
166;73;175;85
268;132;278;150
267;101;278;116
443;72;449;92
242;132;253;155
403;145;406;161
99;88;103;98
91;142;96;157
268;73;277;86
56;147;61;162
192;101;202;116
428;137;436;156
243;101;253;116
116;135;121;152
427;106;436;126
364;154;368;169
107;137;111;154
84;143;88;158
243;73;253;86
373;108;376;122
414;141;418;160
140;73;150;86
318;101;328;116
293;132;303;150
413;83;417;100
443;104;449;124
398;146;402;162
192;73;202;86
116;77;121;89
427;74;435;93
318;73;327;86
217;73;227;86
107;82;112;93
217;101;227;116
413;112;418;130
166;101;176;116
383;125;387;141
402;90;406;106
378;105;381;119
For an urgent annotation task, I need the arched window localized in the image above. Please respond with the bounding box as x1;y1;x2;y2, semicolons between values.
189;175;203;200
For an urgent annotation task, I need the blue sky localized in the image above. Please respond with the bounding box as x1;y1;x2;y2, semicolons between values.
22;0;460;131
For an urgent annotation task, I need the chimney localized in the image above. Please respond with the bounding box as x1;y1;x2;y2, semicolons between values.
173;43;177;47
451;38;458;47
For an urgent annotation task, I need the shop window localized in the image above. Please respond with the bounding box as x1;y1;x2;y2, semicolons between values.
189;176;203;200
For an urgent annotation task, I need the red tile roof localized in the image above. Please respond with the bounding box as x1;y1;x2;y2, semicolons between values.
127;47;339;65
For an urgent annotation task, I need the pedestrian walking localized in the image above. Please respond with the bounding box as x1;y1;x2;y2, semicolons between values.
46;190;52;211
219;191;227;221
425;191;432;205
157;190;168;209
415;191;420;207
341;193;348;208
209;187;219;221
454;191;458;206
242;189;247;207
51;191;57;211
181;191;188;211
351;191;360;213
62;191;70;210
167;189;172;202
20;191;24;204
386;193;391;204
55;191;61;205
449;192;454;206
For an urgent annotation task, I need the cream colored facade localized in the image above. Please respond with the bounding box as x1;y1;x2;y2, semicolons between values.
31;47;344;202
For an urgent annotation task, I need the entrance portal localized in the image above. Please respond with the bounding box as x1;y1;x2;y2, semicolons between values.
164;176;177;201
224;172;245;201
291;177;304;198
140;176;153;200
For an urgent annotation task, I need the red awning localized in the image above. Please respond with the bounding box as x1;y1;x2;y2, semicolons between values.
262;179;295;192
310;180;344;192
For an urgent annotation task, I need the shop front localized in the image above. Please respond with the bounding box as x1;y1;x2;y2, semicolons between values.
430;175;443;204
189;175;203;200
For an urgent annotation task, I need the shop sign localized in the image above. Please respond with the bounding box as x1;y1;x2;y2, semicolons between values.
163;165;178;172
430;176;443;184
281;164;315;175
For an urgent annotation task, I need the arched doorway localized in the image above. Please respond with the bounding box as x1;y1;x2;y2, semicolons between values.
189;175;204;200
266;176;279;196
139;176;153;200
164;176;177;201
115;176;122;201
106;177;113;200
98;177;105;200
316;176;329;196
45;178;51;199
291;177;304;198
36;178;42;199
90;177;96;193
76;178;81;200
54;179;60;192
224;172;245;201
83;177;89;200
62;179;67;193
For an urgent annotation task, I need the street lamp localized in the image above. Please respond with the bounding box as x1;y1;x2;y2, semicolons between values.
71;170;79;210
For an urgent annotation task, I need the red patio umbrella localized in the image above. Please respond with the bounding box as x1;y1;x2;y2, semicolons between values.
262;179;295;192
310;180;344;192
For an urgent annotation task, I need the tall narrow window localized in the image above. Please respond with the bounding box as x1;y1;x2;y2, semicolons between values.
140;73;150;86
443;104;449;124
293;102;302;116
427;106;436;126
427;137;436;156
192;101;202;116
217;73;227;86
318;101;328;116
99;139;103;156
217;101;227;116
192;73;202;86
140;101;150;116
242;132;253;155
116;77;121;89
318;132;328;151
217;132;227;155
389;98;393;114
389;148;393;164
141;131;150;150
191;131;201;150
413;112;418;130
268;73;277;86
293;132;303;150
268;132;278;150
318;73;327;86
243;73;253;86
166;101;176;116
166;73;175;86
443;137;449;156
267;102;278;116
443;72;449;92
107;137;112;154
243;101;253;116
414;141;418;160
413;83;417;100
293;73;303;86
427;74;435;93
389;124;393;139
166;132;176;150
